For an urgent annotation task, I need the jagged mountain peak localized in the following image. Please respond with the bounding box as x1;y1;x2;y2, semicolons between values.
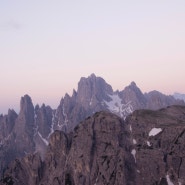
20;94;34;114
88;73;96;79
78;73;102;87
130;81;137;86
77;74;113;104
7;109;17;117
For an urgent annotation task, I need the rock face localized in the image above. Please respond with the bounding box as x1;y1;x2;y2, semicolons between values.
0;95;53;178
0;74;184;179
127;105;185;185
1;106;185;185
1;111;136;185
0;109;17;178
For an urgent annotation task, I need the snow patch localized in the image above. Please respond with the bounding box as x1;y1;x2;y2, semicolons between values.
131;149;136;163
104;94;133;119
133;139;137;144
38;132;49;146
147;141;151;146
149;128;162;136
166;174;174;185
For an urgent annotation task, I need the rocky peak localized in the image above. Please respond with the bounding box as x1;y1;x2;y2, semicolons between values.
130;81;137;87
12;95;35;156
77;74;113;107
19;95;34;125
119;82;146;109
20;95;34;114
0;109;17;140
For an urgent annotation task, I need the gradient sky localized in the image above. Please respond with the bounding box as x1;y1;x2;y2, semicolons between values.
0;0;185;114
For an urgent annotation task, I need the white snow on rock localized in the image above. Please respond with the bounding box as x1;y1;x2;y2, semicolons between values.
166;174;174;185
147;141;151;146
38;132;49;146
149;128;162;137
131;149;136;163
133;139;137;144
104;94;133;119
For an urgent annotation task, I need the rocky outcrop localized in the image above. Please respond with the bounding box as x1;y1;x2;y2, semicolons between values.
1;111;136;185
13;95;35;155
127;105;185;184
0;109;17;178
2;106;185;185
0;95;54;178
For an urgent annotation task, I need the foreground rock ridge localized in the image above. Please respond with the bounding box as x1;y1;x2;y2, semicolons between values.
0;74;185;179
1;106;185;185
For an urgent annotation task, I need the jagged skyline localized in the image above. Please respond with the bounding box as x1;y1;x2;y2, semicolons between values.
0;1;185;114
0;73;184;116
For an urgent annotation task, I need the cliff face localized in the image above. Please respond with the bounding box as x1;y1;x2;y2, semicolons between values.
128;105;185;185
1;111;135;185
1;105;185;185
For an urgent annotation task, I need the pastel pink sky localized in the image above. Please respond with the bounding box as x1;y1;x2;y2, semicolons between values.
0;0;185;114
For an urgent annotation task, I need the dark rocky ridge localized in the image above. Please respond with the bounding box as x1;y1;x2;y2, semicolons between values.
0;74;184;179
1;105;185;185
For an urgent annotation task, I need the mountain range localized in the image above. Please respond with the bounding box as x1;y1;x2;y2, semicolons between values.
0;74;185;184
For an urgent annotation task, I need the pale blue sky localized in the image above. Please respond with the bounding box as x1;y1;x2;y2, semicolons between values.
0;0;185;114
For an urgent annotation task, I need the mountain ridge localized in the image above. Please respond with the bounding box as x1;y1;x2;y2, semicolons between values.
0;74;184;179
1;105;185;185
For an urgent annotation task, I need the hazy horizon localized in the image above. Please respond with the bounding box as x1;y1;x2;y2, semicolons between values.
1;1;185;114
